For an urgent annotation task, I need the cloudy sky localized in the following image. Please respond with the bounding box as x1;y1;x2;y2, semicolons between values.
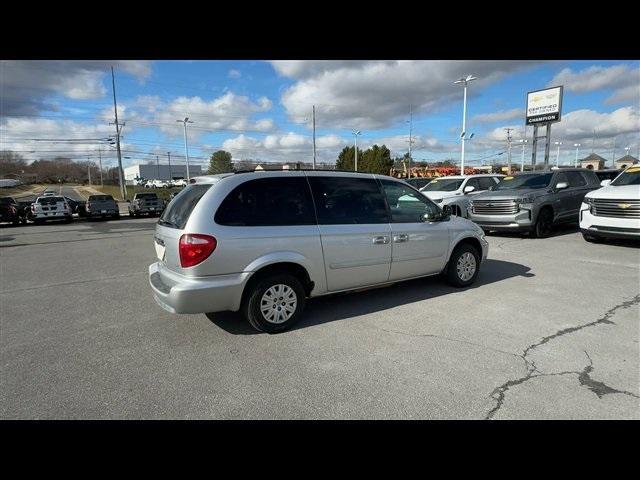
1;60;638;170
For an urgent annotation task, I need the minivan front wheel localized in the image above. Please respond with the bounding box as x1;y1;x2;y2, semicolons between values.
446;244;480;287
242;273;306;333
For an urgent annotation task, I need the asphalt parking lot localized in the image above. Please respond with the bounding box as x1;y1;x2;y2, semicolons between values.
1;217;638;419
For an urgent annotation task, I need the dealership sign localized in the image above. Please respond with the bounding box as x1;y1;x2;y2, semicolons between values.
526;86;563;125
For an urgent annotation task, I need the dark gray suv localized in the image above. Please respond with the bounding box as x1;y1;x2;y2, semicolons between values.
467;168;601;238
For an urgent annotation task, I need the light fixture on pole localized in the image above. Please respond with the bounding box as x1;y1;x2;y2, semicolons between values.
352;130;362;172
519;139;528;172
453;74;478;174
177;117;194;182
554;141;563;167
573;143;581;168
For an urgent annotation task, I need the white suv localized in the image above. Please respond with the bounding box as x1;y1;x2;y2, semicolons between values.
419;174;504;217
580;165;640;242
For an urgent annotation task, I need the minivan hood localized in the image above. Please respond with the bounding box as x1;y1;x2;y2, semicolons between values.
585;184;640;200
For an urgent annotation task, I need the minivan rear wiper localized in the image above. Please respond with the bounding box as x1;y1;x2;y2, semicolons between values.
158;218;179;228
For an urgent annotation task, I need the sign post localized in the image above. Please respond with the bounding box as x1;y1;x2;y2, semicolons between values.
526;86;563;171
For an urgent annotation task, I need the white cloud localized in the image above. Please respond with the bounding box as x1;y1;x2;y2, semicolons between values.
473;108;523;123
228;69;242;79
548;65;634;92
0;60;153;115
478;106;639;159
548;64;640;107
271;60;540;129
222;132;348;163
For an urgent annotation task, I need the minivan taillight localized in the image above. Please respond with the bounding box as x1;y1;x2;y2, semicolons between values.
179;234;217;268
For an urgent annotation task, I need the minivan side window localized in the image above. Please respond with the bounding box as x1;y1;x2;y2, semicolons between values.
565;171;587;187
380;179;440;223
308;176;388;225
215;177;316;227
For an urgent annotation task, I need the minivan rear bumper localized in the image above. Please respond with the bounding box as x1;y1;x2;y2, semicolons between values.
148;262;251;314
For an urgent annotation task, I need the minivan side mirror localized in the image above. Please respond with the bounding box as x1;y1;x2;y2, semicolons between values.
600;179;612;187
555;182;569;190
463;185;475;194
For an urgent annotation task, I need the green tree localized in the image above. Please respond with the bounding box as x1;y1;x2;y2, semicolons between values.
208;150;234;174
336;146;361;171
359;144;393;175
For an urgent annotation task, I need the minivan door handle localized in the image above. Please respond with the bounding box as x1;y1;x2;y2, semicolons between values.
393;234;409;243
372;236;390;245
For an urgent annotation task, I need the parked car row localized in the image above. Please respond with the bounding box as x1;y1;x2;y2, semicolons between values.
143;179;188;189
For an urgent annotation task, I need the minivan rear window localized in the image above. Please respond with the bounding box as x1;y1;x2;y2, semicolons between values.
215;178;315;226
159;184;212;229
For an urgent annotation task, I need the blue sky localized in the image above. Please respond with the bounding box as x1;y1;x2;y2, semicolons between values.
2;60;638;170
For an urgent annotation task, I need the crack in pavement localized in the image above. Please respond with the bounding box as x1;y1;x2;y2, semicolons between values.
485;294;640;419
380;328;524;361
578;351;639;400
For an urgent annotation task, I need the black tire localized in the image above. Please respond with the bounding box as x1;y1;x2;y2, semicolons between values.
445;243;481;288
65;216;73;223
533;208;554;239
582;232;600;243
241;273;306;334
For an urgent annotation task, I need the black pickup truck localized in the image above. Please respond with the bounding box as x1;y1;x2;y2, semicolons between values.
128;192;164;217
0;197;29;225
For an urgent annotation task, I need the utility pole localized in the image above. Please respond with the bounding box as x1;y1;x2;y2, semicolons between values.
611;137;616;168
167;152;172;181
156;155;160;180
408;104;413;179
505;128;513;174
312;105;316;170
98;148;104;187
87;158;92;185
177;117;194;182
111;67;126;201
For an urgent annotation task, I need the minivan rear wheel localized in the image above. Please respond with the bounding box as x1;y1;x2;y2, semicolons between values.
242;273;306;333
446;244;480;287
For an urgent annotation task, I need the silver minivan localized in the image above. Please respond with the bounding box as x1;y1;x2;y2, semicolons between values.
149;171;489;333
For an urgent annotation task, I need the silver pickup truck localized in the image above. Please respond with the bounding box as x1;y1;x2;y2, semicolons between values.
129;192;164;217
85;194;120;220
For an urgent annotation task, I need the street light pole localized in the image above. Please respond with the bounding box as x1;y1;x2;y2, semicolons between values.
167;152;172;182
98;148;104;187
408;104;413;179
574;143;581;168
554;141;563;167
177;117;194;182
519;139;528;172
352;130;361;172
454;75;477;174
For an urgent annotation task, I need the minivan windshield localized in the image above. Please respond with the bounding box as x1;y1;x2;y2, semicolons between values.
495;173;553;190
611;166;640;186
159;184;212;229
420;178;464;192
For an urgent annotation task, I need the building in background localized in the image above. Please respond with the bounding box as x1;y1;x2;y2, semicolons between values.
615;155;638;170
579;153;608;170
123;164;202;185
